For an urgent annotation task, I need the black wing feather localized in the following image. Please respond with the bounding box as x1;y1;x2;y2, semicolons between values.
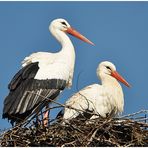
8;62;39;90
3;62;66;125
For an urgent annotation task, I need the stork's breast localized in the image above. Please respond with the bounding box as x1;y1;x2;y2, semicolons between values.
34;62;72;81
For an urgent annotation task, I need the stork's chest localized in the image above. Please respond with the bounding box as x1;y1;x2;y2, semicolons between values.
34;58;74;80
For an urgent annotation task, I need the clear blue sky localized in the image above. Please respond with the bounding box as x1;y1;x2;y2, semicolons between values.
0;1;148;129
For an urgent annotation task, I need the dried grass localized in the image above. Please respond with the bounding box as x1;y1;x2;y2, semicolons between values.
0;107;148;147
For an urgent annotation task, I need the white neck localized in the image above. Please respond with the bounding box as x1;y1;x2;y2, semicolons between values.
50;27;74;53
100;74;121;88
99;73;124;114
49;26;75;88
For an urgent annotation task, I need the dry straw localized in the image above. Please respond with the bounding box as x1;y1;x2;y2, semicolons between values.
0;96;148;147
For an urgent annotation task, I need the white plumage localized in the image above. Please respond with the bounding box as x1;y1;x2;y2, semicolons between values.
22;19;75;88
22;51;74;87
62;61;130;121
3;18;94;125
22;18;94;88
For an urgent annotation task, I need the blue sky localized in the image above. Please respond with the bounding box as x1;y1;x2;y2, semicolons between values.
0;1;148;129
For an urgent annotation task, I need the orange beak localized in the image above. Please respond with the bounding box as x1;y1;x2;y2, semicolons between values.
66;27;94;45
111;71;131;87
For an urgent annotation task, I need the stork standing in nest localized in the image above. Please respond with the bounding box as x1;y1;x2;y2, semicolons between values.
59;61;130;122
2;18;94;126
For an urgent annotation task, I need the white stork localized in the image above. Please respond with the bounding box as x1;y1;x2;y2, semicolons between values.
2;18;94;126
60;61;130;122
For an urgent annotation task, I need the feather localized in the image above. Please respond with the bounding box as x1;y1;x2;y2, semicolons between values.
3;61;66;125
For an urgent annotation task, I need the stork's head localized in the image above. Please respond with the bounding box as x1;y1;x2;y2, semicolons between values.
50;18;71;31
49;18;94;45
97;61;130;87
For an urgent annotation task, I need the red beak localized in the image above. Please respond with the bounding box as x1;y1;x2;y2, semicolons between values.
66;27;94;45
111;71;131;87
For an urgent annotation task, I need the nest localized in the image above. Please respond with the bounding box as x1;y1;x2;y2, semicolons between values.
0;109;148;147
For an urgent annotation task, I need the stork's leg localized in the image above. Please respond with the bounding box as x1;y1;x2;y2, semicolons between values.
43;104;49;127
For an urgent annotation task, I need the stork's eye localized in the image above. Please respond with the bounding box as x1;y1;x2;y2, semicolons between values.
106;66;111;70
61;22;67;26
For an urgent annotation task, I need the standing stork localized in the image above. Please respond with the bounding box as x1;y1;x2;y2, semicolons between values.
60;61;130;122
2;18;94;126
